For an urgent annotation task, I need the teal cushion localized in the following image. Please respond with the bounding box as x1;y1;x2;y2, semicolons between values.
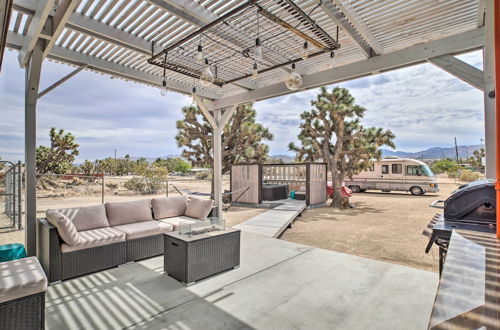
0;243;27;263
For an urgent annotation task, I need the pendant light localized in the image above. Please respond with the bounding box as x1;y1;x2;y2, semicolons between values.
200;59;215;87
160;80;168;96
254;11;262;60
285;63;302;91
160;53;168;96
329;51;335;68
301;41;309;60
194;35;203;64
195;45;204;64
191;86;197;105
252;62;258;80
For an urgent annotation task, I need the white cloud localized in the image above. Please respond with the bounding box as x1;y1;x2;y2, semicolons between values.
0;49;485;161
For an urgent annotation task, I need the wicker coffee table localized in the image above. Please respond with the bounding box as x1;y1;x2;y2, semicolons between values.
164;228;240;285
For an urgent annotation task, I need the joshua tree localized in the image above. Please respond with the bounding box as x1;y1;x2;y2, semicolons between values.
176;103;273;175
176;103;273;195
468;147;485;169
289;87;395;208
36;128;79;174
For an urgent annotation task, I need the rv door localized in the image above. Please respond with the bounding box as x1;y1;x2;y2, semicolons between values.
377;164;391;190
390;163;404;190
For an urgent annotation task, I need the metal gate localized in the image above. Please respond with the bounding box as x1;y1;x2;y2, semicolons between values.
1;161;22;231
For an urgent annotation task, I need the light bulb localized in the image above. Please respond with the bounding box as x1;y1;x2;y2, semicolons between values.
252;62;258;80
254;38;262;61
301;41;308;60
191;87;197;105
329;51;335;68
160;80;167;96
200;59;214;87
285;63;302;91
195;45;203;64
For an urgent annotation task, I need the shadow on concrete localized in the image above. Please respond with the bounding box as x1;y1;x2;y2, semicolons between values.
45;261;254;330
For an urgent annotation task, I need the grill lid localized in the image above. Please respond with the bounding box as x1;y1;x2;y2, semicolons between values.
444;179;496;223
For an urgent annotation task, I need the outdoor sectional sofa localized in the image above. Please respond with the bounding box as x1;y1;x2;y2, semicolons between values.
36;196;214;282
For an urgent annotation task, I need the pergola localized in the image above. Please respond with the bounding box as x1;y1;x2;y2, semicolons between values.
0;0;497;256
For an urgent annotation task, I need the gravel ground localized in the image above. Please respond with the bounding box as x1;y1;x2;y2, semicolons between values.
281;176;462;272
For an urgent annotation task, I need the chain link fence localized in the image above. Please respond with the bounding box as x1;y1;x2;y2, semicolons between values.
0;161;22;232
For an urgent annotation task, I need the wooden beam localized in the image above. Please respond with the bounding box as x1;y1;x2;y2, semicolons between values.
194;94;216;128
18;0;54;67
42;0;79;60
258;7;326;50
8;31;221;99
330;0;384;55
213;27;485;109
428;54;484;91
319;0;372;57
0;0;13;71
38;64;87;98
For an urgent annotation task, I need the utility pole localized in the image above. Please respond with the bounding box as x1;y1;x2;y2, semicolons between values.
454;137;460;165
114;149;117;175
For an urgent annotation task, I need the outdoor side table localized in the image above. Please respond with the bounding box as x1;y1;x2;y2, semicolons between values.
164;228;240;285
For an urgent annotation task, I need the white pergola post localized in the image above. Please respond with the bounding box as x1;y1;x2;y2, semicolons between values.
24;40;43;256
483;0;496;179
194;95;236;220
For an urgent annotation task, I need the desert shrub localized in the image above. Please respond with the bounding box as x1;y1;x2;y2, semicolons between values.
106;183;118;191
460;169;482;182
431;159;457;174
153;157;191;173
124;166;168;194
195;171;212;180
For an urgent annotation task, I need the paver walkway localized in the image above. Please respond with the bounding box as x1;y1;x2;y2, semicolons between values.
233;199;306;238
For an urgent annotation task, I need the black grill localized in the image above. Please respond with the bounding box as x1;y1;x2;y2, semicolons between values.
423;179;496;274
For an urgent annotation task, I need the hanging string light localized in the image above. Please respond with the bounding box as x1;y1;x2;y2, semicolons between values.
200;59;215;87
301;41;309;60
285;63;302;90
254;10;262;61
160;53;168;96
195;35;204;64
191;86;197;105
252;62;258;79
329;51;335;68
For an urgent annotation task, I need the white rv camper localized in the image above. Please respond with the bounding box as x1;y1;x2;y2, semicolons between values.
344;158;439;195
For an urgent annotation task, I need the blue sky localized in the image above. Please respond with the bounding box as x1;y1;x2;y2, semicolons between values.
0;49;484;162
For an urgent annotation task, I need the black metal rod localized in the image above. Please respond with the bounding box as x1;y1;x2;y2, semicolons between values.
281;0;339;49
149;0;257;62
224;48;330;85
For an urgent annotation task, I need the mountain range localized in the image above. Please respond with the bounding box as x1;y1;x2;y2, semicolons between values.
380;145;483;160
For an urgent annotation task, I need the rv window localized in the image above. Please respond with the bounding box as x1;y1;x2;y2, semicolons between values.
392;164;402;174
382;165;389;174
406;165;422;176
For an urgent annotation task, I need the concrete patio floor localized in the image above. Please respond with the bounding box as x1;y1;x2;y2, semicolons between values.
45;232;438;330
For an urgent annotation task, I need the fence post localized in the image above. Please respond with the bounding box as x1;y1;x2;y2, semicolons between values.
101;174;105;204
17;161;22;229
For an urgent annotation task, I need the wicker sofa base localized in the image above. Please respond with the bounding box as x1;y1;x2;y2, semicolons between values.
126;234;164;262
61;242;126;280
0;292;45;330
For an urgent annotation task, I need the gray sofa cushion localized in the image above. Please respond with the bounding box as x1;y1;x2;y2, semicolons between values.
61;227;126;253
151;196;188;219
46;209;81;245
114;221;173;240
0;257;48;303
184;197;214;220
105;199;153;226
159;215;204;231
55;205;109;231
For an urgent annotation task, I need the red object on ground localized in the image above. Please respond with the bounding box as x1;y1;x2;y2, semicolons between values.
327;183;352;198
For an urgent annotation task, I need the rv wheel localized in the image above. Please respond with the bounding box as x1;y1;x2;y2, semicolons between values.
410;186;424;196
349;185;361;193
